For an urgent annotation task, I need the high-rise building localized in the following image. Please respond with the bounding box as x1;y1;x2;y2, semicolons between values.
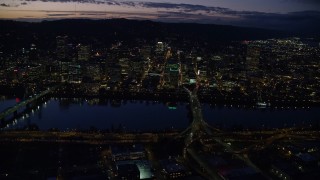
156;42;165;53
130;57;145;79
163;58;181;88
59;61;71;82
68;64;82;83
119;58;130;78
195;56;208;83
27;64;43;81
108;65;121;83
141;45;151;59
77;44;90;61
0;51;4;66
29;44;38;63
246;44;261;72
56;36;68;60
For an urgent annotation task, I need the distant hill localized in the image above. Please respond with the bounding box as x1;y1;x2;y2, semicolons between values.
0;19;291;50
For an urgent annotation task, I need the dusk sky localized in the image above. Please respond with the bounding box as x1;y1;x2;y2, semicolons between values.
0;0;320;30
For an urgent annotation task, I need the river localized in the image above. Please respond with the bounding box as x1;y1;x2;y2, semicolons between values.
0;98;319;131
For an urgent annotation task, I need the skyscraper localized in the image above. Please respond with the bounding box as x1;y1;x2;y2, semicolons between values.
28;44;38;63
163;58;181;89
56;36;68;60
246;44;261;72
77;44;90;61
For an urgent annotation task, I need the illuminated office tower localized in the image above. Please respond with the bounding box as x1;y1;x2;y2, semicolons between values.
83;63;101;82
141;45;151;59
77;44;91;61
29;44;38;63
68;65;82;83
119;58;130;79
56;36;68;60
156;42;165;53
163;58;181;89
130;57;145;79
246;44;261;71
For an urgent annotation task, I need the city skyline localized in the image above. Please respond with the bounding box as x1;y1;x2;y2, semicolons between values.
1;0;320;31
1;4;320;179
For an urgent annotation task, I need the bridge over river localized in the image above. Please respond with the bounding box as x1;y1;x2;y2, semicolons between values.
0;86;59;122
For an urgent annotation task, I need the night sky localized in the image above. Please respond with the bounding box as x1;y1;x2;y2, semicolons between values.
0;0;320;30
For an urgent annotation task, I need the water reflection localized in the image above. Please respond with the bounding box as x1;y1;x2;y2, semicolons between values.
0;97;17;112
2;98;189;132
0;98;319;132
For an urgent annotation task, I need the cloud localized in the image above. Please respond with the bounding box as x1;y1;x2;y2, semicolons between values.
0;3;10;7
47;13;74;16
222;10;320;34
24;0;114;3
0;3;20;7
281;0;320;4
6;0;320;33
142;2;217;10
139;2;231;14
79;12;106;16
121;1;136;7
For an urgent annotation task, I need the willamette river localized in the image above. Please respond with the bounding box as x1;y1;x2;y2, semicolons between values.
0;98;319;131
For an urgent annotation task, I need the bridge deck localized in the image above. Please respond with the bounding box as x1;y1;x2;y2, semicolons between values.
0;87;56;120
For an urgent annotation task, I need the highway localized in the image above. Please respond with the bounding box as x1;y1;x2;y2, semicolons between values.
182;85;272;179
181;83;220;138
0;131;178;144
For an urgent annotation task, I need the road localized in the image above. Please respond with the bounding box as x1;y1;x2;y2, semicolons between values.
182;86;272;179
0;131;178;144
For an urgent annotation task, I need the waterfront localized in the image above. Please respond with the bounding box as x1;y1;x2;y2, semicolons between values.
1;98;319;131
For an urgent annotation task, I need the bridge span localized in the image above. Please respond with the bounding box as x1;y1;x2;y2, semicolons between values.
0;86;59;122
179;86;220;142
